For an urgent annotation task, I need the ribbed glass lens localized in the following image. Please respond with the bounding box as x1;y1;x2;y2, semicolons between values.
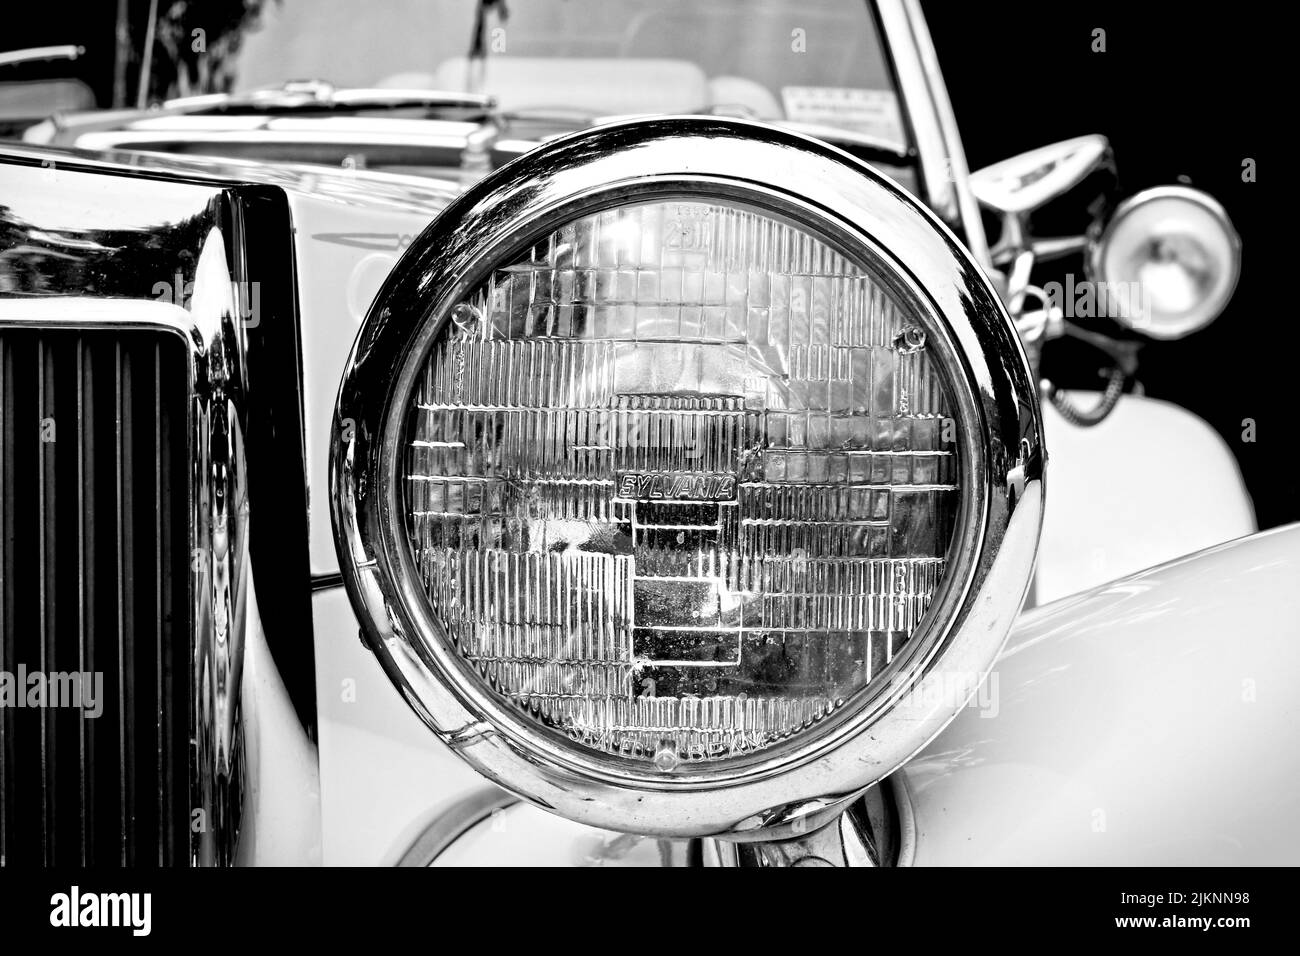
401;199;961;768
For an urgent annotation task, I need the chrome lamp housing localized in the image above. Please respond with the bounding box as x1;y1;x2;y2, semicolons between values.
331;117;1044;838
1088;185;1241;340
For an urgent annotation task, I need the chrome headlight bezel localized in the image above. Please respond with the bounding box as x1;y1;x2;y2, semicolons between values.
1088;184;1242;340
331;117;1043;838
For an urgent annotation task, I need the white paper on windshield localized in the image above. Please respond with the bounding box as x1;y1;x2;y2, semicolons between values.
781;86;905;148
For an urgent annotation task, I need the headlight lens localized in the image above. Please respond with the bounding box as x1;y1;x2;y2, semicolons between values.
399;198;962;768
1093;186;1240;339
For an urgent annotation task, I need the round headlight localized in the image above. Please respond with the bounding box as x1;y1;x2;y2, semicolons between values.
332;117;1043;837
1091;185;1241;339
401;197;962;767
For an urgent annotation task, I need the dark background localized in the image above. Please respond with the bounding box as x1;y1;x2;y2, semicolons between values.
4;1;1292;527
925;2;1289;528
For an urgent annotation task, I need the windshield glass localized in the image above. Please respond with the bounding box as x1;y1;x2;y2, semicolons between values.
236;0;904;148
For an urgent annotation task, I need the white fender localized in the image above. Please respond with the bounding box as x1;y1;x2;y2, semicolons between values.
901;525;1300;865
312;587;486;865
1036;393;1255;604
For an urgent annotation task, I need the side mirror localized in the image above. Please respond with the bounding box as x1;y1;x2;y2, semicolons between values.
971;134;1111;216
971;135;1114;271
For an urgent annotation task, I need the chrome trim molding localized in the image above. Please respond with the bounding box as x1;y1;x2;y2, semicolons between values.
162;82;495;115
709;782;901;867
403;776;912;868
396;787;519;867
0;45;84;69
876;0;993;270
332;116;1043;838
309;572;346;592
891;769;918;866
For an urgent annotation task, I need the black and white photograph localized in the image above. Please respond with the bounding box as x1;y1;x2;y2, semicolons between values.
0;0;1288;926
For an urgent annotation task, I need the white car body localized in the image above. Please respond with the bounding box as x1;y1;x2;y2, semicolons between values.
3;0;1287;868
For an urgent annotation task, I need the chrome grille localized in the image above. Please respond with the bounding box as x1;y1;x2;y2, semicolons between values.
0;328;191;866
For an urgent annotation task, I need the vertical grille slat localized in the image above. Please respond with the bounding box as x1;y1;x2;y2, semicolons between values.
80;338;99;863
0;336;8;867
118;344;134;864
115;344;126;863
155;345;163;863
76;338;89;864
37;339;51;865
0;328;190;868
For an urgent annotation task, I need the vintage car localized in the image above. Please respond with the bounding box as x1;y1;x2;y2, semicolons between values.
0;0;1292;868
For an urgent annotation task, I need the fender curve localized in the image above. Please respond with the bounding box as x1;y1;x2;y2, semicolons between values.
1036;393;1256;605
900;525;1300;865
